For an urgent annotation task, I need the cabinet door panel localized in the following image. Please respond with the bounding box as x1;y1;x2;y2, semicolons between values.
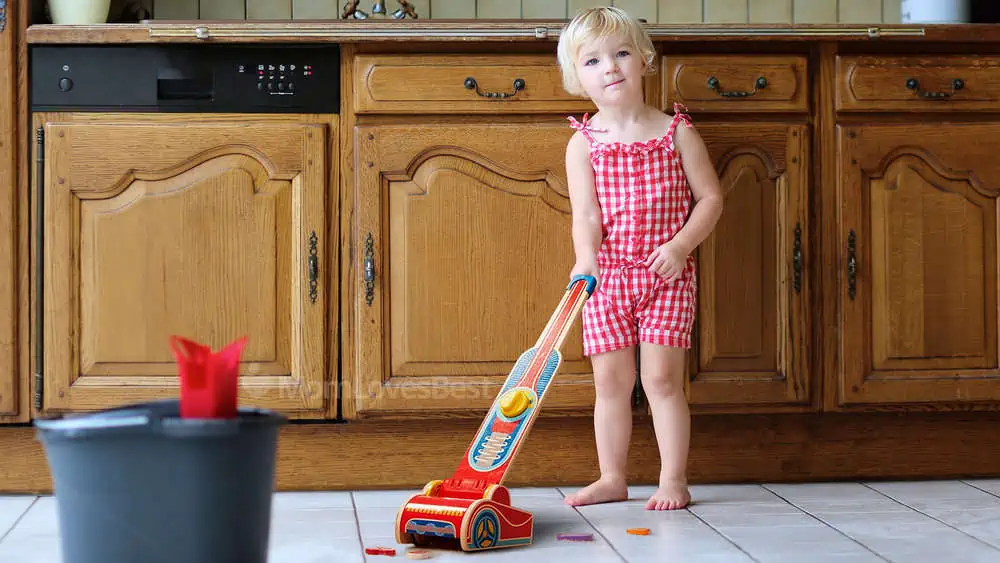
838;124;1000;406
687;124;811;408
0;3;15;419
40;118;331;415
351;122;592;417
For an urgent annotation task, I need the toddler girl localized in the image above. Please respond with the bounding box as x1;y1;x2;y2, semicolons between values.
557;6;724;511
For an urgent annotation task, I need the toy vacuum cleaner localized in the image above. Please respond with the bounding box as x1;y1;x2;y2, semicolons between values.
395;274;597;552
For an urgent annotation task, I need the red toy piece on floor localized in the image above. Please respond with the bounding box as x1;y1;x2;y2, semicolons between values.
365;546;397;556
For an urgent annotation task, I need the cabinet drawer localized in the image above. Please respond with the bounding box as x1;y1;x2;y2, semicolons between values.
354;54;595;114
662;55;808;113
837;55;1000;112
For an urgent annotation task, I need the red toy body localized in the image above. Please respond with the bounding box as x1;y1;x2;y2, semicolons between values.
395;275;597;551
169;335;247;419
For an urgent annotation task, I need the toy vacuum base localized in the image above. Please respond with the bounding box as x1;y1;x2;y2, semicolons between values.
396;480;533;552
394;276;596;553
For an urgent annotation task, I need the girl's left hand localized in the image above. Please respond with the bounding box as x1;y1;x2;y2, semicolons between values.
644;241;687;282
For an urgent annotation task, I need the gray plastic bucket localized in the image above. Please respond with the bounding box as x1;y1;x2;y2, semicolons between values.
34;399;286;563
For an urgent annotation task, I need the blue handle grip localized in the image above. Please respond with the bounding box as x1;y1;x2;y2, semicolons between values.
568;274;598;296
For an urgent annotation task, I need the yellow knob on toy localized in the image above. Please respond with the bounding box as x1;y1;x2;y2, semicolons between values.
498;389;532;418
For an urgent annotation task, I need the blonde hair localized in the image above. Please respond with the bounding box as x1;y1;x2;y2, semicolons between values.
557;6;657;97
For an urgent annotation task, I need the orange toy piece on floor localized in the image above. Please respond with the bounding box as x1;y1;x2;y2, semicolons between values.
395;276;597;552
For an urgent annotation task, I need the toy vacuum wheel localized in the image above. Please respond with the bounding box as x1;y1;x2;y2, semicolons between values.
461;506;501;551
395;498;415;545
482;484;510;504
395;520;412;544
422;479;444;496
395;526;413;545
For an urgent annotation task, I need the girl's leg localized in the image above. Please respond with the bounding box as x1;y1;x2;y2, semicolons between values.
638;342;690;510
563;345;636;507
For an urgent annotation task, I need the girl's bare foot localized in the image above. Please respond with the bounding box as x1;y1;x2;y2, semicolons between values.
645;480;690;510
563;477;629;507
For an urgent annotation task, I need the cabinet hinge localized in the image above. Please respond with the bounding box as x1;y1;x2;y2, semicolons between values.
34;127;44;412
33;372;42;412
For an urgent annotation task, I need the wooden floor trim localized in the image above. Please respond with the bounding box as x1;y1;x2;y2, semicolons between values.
4;412;1000;494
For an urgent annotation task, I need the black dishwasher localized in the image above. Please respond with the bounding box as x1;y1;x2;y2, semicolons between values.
28;43;340;417
30;43;340;113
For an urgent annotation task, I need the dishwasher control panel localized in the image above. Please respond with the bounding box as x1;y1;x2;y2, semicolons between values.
31;44;340;113
245;62;314;96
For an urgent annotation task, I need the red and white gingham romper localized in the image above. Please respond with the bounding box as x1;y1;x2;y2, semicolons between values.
568;102;698;356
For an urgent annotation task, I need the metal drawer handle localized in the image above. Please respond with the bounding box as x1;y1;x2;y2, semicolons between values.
905;77;964;99
308;231;319;304
364;233;375;306
707;75;768;97
464;77;525;99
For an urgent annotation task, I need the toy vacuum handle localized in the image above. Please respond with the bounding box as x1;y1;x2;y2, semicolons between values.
568;274;597;296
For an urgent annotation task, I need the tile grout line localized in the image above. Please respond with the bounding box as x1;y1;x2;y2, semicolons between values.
560;486;763;563
0;496;39;545
684;504;763;563
860;482;1000;553
961;480;1000;502
350;492;370;563
555;487;630;562
760;484;893;562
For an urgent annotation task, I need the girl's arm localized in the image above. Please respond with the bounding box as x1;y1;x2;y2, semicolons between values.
668;123;724;256
566;132;603;276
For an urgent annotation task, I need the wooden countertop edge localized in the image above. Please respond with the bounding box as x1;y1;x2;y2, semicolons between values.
24;21;1000;44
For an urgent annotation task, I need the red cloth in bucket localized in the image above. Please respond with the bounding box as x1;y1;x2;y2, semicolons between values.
169;335;247;419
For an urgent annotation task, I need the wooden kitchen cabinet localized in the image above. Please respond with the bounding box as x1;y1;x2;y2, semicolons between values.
11;19;1000;494
353;54;595;115
347;121;596;419
835;55;1000;113
836;123;1000;407
662;55;810;114
687;122;812;410
0;0;16;420
32;113;337;418
349;118;813;418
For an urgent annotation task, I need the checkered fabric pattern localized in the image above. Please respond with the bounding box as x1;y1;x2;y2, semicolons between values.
568;103;698;356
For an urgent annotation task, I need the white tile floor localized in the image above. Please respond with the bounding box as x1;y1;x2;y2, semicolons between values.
4;480;1000;562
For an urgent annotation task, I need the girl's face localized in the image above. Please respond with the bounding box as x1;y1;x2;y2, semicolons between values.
574;34;647;107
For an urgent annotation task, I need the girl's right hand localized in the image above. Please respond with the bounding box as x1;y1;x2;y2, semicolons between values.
570;260;600;292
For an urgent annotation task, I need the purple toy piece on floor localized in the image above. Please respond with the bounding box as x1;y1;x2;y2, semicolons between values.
557;533;595;542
